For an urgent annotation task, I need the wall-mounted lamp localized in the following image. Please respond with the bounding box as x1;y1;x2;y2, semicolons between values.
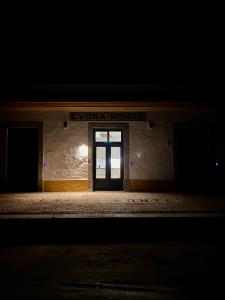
148;121;154;129
64;121;68;129
136;151;142;158
79;144;88;157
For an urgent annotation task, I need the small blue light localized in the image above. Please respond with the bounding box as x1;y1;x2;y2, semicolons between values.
215;161;219;167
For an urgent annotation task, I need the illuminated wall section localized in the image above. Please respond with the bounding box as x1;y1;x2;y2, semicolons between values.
44;119;89;191
129;120;173;191
1;108;223;192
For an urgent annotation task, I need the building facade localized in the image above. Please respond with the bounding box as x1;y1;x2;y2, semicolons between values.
0;100;224;193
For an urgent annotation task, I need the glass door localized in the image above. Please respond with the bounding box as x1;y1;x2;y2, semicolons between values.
93;129;123;191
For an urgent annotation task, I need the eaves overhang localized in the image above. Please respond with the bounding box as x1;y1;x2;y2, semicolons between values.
0;100;224;112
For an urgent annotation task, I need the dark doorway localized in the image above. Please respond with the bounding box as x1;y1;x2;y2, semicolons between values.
6;128;39;192
93;129;124;191
174;125;210;192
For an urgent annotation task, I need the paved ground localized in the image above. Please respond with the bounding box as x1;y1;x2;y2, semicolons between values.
1;241;225;299
0;192;225;216
0;192;225;217
1;193;225;299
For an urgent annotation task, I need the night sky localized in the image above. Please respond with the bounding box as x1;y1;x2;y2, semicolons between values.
4;13;223;103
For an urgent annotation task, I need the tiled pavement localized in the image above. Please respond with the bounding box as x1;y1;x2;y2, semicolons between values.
0;192;225;218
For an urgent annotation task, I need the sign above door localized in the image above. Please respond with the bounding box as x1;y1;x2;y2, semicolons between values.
70;112;147;122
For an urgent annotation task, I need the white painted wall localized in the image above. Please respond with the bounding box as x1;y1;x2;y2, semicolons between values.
0;109;223;182
44;120;88;180
129;121;173;180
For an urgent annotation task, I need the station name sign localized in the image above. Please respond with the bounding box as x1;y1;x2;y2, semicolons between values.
70;112;147;121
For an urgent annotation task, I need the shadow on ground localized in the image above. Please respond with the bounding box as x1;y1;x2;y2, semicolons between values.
1;216;225;244
1;217;225;299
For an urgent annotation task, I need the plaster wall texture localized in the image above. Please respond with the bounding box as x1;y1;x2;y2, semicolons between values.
0;111;89;180
0;109;223;182
44;120;88;180
132;110;222;181
129;120;173;180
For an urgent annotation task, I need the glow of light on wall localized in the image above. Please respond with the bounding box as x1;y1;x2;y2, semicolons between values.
79;144;88;157
136;151;142;158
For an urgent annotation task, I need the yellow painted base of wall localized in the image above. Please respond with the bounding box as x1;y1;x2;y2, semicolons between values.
44;180;89;192
44;179;173;192
129;180;174;192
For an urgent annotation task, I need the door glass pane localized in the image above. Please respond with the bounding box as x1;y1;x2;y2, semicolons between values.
95;131;108;142
109;131;121;142
111;147;121;178
96;147;106;178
